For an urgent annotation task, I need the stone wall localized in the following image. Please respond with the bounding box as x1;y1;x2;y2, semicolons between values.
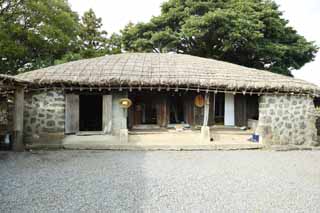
257;95;318;146
24;90;65;144
0;100;8;125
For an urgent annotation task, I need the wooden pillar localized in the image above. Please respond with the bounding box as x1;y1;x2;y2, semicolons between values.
201;93;211;143
203;93;210;126
12;86;24;151
212;93;216;125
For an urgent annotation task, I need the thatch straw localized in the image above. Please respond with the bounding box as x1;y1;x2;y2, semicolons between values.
0;74;31;86
16;53;320;95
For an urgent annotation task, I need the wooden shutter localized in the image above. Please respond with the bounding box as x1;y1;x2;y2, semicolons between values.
102;95;112;134
156;95;167;127
65;94;79;134
235;94;247;127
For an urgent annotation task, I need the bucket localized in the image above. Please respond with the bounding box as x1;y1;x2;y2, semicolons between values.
252;134;259;143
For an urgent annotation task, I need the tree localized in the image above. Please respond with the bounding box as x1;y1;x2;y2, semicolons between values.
0;0;81;74
79;9;109;58
121;0;318;75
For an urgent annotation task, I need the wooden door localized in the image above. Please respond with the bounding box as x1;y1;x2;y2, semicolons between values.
235;94;247;127
156;95;168;127
65;94;79;134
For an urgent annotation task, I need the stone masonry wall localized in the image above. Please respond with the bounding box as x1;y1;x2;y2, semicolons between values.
0;100;8;125
257;95;318;146
24;90;65;144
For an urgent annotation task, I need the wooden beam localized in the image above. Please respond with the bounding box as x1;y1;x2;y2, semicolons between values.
203;93;210;126
12;86;24;151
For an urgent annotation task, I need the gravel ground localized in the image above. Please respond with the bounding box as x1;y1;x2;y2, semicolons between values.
0;150;320;213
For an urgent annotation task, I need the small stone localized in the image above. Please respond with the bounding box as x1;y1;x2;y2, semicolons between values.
299;122;307;129
47;92;55;97
31;118;36;124
285;123;292;129
58;122;65;127
47;120;55;127
268;98;276;104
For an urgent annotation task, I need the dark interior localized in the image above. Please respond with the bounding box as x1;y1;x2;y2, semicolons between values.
169;95;185;124
214;93;225;124
79;95;103;131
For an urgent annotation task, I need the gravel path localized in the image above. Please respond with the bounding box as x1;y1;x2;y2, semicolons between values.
0;150;320;213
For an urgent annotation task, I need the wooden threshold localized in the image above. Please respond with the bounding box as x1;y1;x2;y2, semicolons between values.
76;131;105;136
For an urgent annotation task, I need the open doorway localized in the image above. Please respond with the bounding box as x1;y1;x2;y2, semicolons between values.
79;95;103;131
169;95;185;124
215;93;225;124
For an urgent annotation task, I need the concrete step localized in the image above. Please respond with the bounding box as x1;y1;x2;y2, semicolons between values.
62;143;264;151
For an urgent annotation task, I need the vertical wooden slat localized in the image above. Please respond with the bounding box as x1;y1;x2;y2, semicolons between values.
188;95;194;125
156;95;168;127
103;95;112;134
65;94;79;134
235;94;247;126
12;87;24;151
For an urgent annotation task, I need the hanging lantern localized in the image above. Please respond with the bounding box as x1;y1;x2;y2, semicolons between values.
194;95;205;108
119;98;132;109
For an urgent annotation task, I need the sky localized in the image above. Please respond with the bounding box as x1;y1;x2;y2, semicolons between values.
68;0;320;86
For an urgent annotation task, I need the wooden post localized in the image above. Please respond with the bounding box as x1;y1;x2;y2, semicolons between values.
203;93;210;126
12;87;24;151
201;93;211;143
212;93;216;125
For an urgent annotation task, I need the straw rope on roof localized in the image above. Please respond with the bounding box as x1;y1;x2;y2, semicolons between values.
16;53;320;95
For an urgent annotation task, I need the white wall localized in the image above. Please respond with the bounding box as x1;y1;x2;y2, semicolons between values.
224;94;235;126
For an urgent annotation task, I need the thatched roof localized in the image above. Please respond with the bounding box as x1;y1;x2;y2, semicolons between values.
0;74;31;87
17;53;319;95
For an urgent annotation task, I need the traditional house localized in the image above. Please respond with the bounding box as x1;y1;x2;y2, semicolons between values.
1;53;319;149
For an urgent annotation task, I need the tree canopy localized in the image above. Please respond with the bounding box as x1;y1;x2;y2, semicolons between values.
121;0;318;75
0;0;120;74
0;0;317;76
0;0;80;74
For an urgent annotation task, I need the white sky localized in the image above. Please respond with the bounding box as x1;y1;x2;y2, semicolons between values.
69;0;320;86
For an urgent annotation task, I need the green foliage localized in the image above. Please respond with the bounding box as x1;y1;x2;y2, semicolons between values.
1;0;317;76
0;0;80;74
121;0;318;75
79;9;109;58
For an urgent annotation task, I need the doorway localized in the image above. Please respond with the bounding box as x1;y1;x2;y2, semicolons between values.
215;93;225;124
169;95;185;124
79;95;103;131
